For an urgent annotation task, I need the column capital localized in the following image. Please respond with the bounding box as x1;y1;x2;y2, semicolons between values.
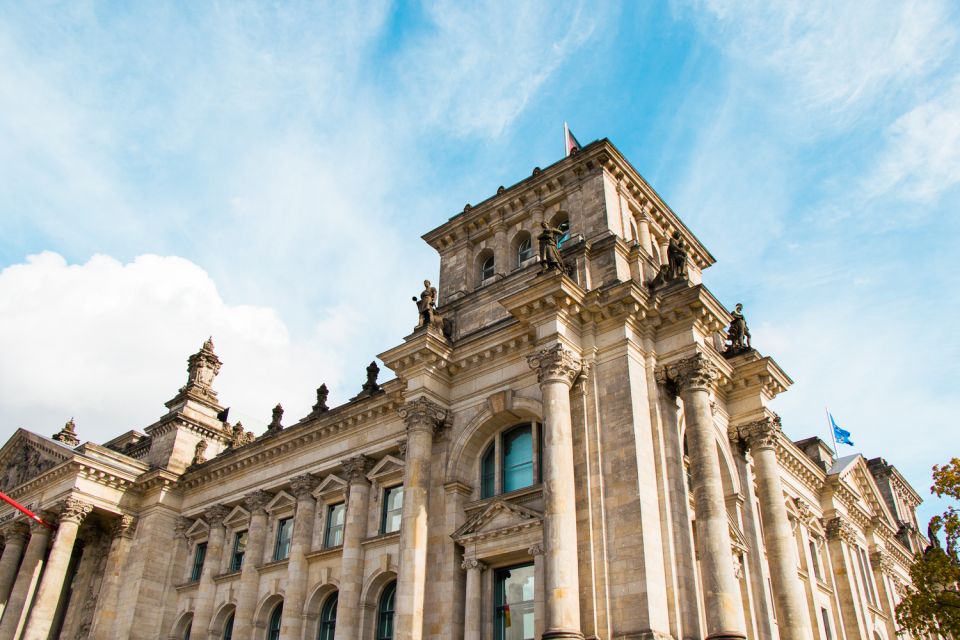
527;344;582;386
527;543;544;556
341;455;375;483
656;352;718;393
204;504;230;527
111;514;137;539
870;548;896;576
729;415;782;451
244;490;275;515
825;516;858;543
1;521;29;544
461;558;488;572
175;516;193;539
397;397;449;435
289;473;319;499
59;498;93;525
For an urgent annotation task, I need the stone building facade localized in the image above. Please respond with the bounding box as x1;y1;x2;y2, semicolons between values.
0;139;928;640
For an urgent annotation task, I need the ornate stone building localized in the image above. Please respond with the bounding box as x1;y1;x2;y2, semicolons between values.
0;139;927;640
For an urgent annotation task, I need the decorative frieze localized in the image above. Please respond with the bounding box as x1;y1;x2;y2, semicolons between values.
656;352;718;393
397;398;449;435
526;344;582;386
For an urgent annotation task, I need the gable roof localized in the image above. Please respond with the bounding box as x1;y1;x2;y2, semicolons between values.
0;428;76;494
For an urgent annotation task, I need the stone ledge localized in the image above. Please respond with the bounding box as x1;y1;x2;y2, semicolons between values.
174;580;199;592
257;558;289;573
213;570;241;583
361;531;400;549
306;545;343;561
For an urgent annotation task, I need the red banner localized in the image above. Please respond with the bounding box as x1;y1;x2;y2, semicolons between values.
0;491;53;528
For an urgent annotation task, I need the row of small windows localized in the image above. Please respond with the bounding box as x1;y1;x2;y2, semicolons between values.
477;218;570;285
190;485;405;581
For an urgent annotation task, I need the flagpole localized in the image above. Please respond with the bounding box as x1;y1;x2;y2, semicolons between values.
825;407;837;458
564;121;569;157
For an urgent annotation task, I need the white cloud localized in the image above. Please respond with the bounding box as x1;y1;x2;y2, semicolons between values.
0;252;348;444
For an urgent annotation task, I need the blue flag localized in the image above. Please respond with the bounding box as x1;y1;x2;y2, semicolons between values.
829;413;854;446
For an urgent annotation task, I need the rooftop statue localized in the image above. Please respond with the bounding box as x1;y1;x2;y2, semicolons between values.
666;231;688;281
412;279;453;339
313;384;330;413
266;403;284;435
537;221;566;273
351;361;383;400
724;303;752;357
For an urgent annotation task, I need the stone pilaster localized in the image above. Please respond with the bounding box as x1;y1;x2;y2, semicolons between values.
730;417;811;640
281;474;320;639
233;490;273;640
461;559;487;640
0;519;52;640
395;398;448;640
89;514;136;640
528;543;546;640
0;522;29;619
659;353;746;640
334;455;374;640
190;504;229;640
22;498;93;640
527;344;584;640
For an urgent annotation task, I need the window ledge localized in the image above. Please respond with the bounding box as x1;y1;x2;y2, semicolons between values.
465;483;543;512
362;530;401;549
175;580;200;592
214;570;241;583
258;558;290;573
306;545;343;561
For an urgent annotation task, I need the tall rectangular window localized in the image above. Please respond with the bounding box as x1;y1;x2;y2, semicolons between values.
494;563;535;640
274;517;293;561
230;531;247;572
809;540;822;581
324;503;346;548
821;607;833;640
190;542;207;581
381;486;403;534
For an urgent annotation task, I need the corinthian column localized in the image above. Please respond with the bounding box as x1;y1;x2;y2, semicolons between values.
527;344;584;640
731;417;811;640
395;398;448;640
335;455;374;640
0;523;29;618
234;491;273;640
0;519;52;639
89;514;136;640
660;353;746;640
22;498;93;640
282;473;319;639
191;504;229;640
461;559;487;640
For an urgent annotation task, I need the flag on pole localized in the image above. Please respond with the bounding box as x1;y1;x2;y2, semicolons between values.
828;413;854;446
564;122;581;156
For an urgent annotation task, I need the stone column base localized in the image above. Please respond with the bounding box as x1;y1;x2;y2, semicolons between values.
543;631;585;640
705;631;747;640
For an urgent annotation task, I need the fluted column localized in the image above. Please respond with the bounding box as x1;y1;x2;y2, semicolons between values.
191;504;229;640
234;491;273;640
731;416;811;640
22;498;93;640
395;398;448;640
461;559;486;640
335;455;374;640
661;353;746;640
89;514;136;640
527;344;584;640
282;474;319;639
0;519;51;640
0;523;29;618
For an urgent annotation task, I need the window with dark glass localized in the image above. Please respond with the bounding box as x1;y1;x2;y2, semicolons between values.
267;603;283;640
190;542;207;581
382;486;403;534
183;622;192;640
318;592;337;640
274;518;293;561
324;503;346;548
376;582;396;640
481;444;496;499
494;563;535;640
821;607;833;640
556;219;571;248
230;531;247;572
481;255;495;281
517;237;533;264
222;612;234;640
502;425;534;493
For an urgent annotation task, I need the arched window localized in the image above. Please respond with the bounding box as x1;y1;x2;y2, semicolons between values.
183;622;192;640
376;582;396;640
481;255;495;281
267;603;283;640
318;593;337;640
222;613;234;640
551;214;571;248
479;423;542;499
517;236;533;265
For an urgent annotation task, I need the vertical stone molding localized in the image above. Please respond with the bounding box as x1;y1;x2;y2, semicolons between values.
659;354;747;640
89;514;136;640
282;474;320;639
335;455;375;640
233;491;273;640
0;522;29;618
22;498;93;640
527;345;584;640
190;504;229;640
395;398;448;640
730;416;811;640
461;559;487;640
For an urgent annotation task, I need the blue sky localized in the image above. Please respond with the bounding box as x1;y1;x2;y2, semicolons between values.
1;1;957;525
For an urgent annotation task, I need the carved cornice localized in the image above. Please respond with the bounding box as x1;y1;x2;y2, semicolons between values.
730;415;782;451
59;498;93;525
656;352;718;393
397;398;449;435
461;558;488;571
341;455;375;483
243;490;274;515
289;474;319;500
203;504;230;527
825;516;858;544
2;521;29;544
526;344;582;386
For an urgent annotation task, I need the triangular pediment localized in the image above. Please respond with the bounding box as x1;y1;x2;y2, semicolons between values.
830;455;896;529
453;500;542;541
186;518;209;540
313;474;347;499
265;490;295;514
223;506;249;529
0;429;73;494
367;455;404;482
